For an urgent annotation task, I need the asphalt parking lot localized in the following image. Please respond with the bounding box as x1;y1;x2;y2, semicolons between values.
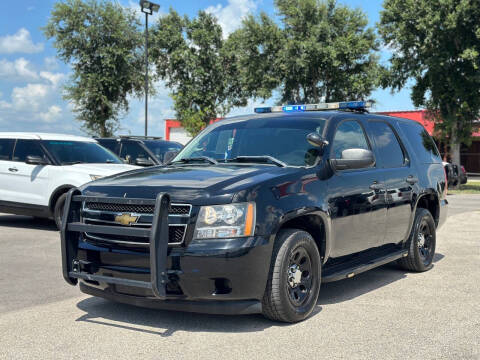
0;195;479;359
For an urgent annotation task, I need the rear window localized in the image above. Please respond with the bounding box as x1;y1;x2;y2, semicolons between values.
398;122;441;163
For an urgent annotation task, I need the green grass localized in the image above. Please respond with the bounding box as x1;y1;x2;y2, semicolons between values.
448;181;480;194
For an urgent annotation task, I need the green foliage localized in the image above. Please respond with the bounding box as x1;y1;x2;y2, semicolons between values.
151;10;247;136
43;0;145;137
227;0;381;104
379;0;480;160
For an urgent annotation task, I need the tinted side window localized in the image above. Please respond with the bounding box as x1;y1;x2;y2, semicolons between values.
120;141;150;164
332;120;370;159
368;121;406;168
398;122;441;163
13;140;46;162
97;139;119;154
0;139;15;161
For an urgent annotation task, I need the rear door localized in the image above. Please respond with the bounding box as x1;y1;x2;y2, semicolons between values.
366;120;414;245
0;138;16;202
327;119;388;257
9;139;51;206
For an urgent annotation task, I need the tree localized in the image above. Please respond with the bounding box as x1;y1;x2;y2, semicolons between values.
44;0;145;136
150;10;247;136
227;0;381;104
379;0;480;164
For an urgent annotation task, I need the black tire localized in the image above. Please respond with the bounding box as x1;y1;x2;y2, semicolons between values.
262;229;321;323
54;193;68;230
398;208;436;272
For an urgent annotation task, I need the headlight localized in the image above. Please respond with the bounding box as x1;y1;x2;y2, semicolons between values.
194;202;255;239
89;174;103;181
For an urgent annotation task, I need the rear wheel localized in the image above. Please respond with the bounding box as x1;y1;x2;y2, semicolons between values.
262;229;321;323
398;208;436;272
54;193;68;230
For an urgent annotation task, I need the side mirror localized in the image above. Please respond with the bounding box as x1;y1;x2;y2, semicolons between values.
26;155;48;165
135;157;155;166
163;150;179;164
306;133;328;148
330;148;375;171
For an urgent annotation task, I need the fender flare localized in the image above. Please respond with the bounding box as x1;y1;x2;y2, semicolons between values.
403;189;439;244
48;184;76;213
272;208;333;264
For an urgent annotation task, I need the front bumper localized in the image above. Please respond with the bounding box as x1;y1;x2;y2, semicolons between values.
61;190;272;315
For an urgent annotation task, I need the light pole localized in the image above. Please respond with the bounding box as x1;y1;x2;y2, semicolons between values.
139;0;160;137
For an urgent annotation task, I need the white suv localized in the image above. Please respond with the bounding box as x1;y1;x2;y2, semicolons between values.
0;133;138;228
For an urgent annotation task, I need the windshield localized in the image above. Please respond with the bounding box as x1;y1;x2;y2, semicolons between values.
41;140;123;165
175;117;326;167
143;141;183;162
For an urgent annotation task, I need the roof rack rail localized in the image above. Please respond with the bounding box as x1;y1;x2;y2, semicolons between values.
254;100;373;114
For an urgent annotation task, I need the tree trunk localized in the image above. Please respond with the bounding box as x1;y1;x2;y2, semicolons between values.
450;118;461;165
450;140;461;166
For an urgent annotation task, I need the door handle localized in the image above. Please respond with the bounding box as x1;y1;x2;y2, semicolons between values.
8;167;18;172
369;182;383;190
406;175;418;185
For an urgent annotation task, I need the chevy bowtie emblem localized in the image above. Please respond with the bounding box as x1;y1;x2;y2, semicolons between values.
114;213;139;226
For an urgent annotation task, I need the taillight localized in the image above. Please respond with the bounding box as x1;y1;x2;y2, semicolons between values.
461;165;466;174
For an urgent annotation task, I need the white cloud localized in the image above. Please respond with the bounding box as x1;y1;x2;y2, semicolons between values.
11;83;50;111
39;105;62;123
205;0;257;37
0;28;44;54
40;71;65;87
44;56;59;71
0;57;38;80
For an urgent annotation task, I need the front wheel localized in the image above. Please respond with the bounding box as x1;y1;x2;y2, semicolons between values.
262;229;321;323
398;208;436;272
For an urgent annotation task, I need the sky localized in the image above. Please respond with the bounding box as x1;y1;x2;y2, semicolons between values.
0;0;415;137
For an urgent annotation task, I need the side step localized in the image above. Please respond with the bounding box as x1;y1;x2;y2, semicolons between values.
322;248;408;283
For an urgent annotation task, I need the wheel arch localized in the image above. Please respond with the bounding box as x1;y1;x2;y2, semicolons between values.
415;191;439;227
275;211;331;264
49;184;76;214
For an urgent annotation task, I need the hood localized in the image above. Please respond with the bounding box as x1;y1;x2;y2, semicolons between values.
67;163;139;176
81;164;298;205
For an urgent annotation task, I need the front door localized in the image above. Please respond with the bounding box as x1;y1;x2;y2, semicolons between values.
327;120;387;258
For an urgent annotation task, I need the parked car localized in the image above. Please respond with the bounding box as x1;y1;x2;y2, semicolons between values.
443;161;467;187
443;161;457;187
0;133;138;228
459;165;468;184
61;101;448;323
96;136;183;166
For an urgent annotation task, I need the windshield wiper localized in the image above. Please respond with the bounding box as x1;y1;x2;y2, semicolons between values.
62;161;84;165
227;156;287;167
170;156;218;165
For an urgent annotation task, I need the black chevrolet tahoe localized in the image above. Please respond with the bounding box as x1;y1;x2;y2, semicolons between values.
61;101;448;323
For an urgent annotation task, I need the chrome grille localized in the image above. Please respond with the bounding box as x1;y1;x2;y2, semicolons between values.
84;202;191;216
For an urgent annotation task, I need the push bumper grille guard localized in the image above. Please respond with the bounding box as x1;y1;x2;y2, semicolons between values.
60;189;171;299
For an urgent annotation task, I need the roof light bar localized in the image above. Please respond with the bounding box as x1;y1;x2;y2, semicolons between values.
254;100;372;114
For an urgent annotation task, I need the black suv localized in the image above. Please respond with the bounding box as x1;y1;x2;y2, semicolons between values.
61;102;448;323
96;136;183;166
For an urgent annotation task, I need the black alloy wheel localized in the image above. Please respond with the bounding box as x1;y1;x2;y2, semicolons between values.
398;207;436;272
262;229;321;323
